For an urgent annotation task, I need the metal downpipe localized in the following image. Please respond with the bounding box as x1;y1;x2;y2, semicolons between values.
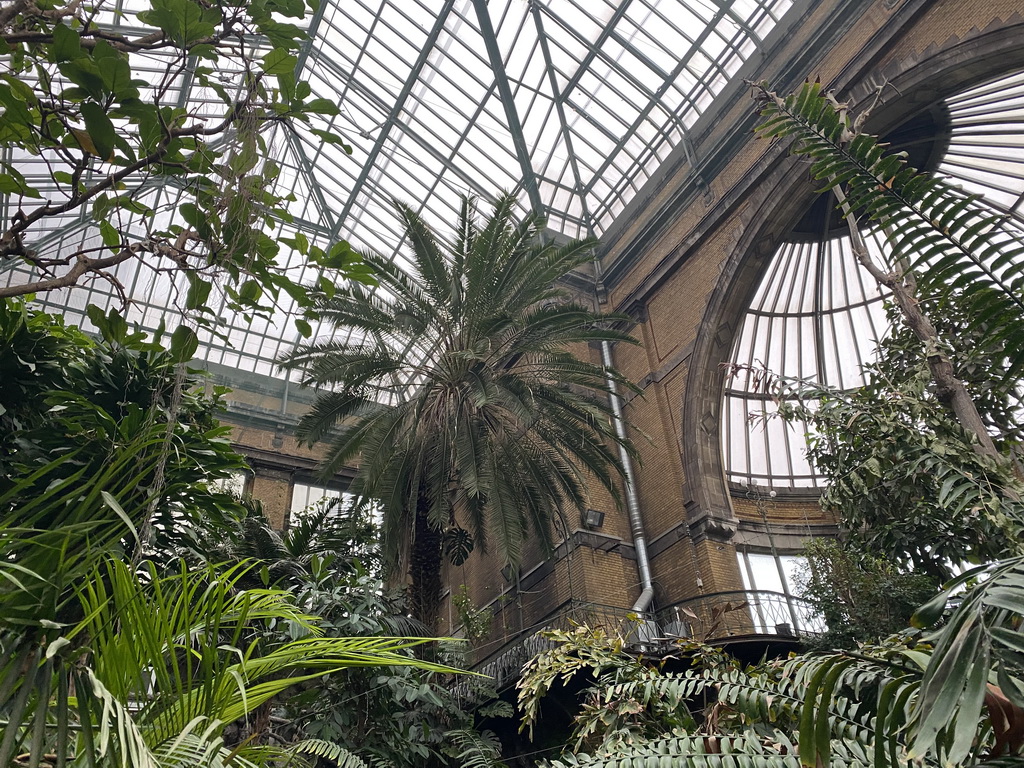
600;340;654;613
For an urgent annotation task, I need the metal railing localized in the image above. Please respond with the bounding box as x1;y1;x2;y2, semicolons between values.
464;591;824;693
656;590;826;642
472;600;654;691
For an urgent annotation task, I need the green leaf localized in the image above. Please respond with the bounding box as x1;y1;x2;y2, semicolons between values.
262;48;297;76
169;324;199;363
81;101;116;160
45;637;71;660
310;128;352;153
98;220;120;248
304;97;339;116
98;55;134;98
100;491;138;542
238;279;262;304
52;23;83;62
137;0;219;46
911;589;949;629
185;273;212;310
295;318;312;338
58;59;105;99
0;174;41;198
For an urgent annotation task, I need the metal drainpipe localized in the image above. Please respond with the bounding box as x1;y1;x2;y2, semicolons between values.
600;340;654;613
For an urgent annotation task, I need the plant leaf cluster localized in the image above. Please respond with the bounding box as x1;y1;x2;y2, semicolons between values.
0;0;372;330
518;613;1024;767
0;300;469;766
282;193;638;625
753;80;1024;388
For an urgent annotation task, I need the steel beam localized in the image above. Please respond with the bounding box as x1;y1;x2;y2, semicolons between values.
471;0;543;216
330;0;458;236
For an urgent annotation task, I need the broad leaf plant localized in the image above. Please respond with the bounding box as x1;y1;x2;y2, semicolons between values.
0;0;372;328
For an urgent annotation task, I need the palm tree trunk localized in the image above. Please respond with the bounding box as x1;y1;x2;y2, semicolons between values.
408;494;443;632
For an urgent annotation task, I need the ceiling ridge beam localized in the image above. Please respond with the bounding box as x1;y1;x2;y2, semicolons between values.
530;1;593;233
471;0;543;216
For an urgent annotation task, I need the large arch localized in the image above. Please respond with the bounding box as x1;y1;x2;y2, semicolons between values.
681;18;1024;541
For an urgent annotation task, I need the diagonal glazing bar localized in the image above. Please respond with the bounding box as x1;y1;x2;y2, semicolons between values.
311;54;501;200
470;0;543;215
329;0;458;238
583;5;731;198
530;2;593;230
540;0;635;104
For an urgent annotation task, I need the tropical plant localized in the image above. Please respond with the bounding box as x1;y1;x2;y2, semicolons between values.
738;81;1024;577
518;615;1024;767
0;302;468;767
278;641;509;768
0;557;454;767
175;495;383;589
751;80;1024;462
794;538;937;649
282;193;638;628
0;0;372;323
0;299;245;626
518;625;698;754
761;357;1024;580
177;493;507;768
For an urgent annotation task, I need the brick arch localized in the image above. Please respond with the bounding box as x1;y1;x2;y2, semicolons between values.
680;18;1024;543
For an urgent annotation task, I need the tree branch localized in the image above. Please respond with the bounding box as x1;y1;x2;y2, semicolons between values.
0;242;142;298
831;182;1002;461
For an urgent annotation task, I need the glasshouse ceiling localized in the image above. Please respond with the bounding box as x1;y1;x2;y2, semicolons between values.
5;0;796;376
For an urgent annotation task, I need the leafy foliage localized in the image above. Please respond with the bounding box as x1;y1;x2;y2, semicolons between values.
794;539;937;649
0;0;371;325
0;558;454;767
758;303;1024;580
179;498;506;768
0;299;245;626
0;303;470;767
752;80;1024;388
175;494;383;588
282;193;638;626
518;616;1024;768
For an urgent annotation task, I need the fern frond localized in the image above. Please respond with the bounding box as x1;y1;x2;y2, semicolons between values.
753;80;1024;386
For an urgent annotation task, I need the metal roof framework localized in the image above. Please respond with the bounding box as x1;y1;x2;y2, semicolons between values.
724;70;1024;488
3;0;795;376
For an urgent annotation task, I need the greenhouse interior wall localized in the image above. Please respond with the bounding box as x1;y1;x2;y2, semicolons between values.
17;0;1024;672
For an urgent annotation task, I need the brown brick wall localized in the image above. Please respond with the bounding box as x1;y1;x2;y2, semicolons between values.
226;2;1024;635
731;495;834;526
251;471;292;529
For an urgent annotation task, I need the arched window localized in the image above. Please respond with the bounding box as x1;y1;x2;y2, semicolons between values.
723;71;1024;489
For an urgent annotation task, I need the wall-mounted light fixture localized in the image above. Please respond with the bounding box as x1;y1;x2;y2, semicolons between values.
583;508;605;529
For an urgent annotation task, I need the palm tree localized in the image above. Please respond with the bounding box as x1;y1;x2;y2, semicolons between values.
282;194;637;628
0;556;454;768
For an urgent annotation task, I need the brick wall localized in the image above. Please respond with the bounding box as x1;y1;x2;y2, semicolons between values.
230;1;1024;637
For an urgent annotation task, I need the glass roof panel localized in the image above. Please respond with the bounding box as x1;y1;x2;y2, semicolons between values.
3;0;795;374
724;70;1024;489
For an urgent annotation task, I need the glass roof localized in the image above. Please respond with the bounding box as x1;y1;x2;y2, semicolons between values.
2;0;794;377
724;69;1024;488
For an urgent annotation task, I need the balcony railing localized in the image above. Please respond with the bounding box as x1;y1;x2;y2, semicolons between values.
473;600;652;691
656;590;826;642
465;591;824;693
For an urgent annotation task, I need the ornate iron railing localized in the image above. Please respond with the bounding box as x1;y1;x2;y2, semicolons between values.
656;590;826;642
471;600;654;691
465;591;824;693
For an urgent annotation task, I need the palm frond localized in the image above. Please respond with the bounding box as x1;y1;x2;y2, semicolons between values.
282;738;370;768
